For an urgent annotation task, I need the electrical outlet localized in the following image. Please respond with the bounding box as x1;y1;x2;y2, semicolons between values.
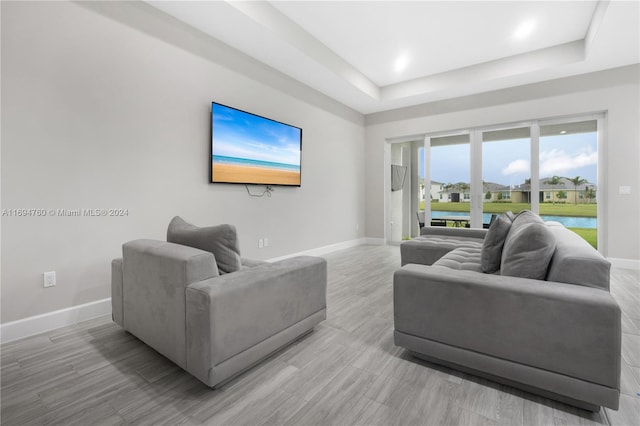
264;238;269;247
258;239;264;249
619;186;631;195
43;271;56;288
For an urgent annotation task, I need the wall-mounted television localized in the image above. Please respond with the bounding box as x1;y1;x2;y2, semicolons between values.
210;102;302;187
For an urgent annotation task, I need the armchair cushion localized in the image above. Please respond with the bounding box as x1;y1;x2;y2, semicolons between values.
167;216;242;274
480;211;514;273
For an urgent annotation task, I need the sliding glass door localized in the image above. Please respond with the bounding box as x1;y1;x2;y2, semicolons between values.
481;127;531;226
428;134;470;228
420;115;601;250
539;120;598;248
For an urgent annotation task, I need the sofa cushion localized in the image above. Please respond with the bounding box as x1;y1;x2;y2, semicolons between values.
500;211;556;280
167;216;242;274
433;246;483;272
480;211;514;273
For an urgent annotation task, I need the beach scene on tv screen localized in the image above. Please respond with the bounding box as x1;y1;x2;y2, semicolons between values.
212;104;301;186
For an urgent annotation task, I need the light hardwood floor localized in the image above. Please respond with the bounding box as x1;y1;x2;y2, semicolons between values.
1;245;639;425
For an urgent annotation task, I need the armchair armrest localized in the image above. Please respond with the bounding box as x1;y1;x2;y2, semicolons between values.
121;239;218;368
185;256;327;386
394;264;621;389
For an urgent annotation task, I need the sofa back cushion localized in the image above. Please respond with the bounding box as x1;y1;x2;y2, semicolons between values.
500;211;556;280
480;211;514;273
167;216;242;274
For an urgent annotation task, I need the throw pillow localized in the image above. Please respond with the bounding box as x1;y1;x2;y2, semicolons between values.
167;216;242;274
511;210;543;226
480;211;515;273
500;211;556;280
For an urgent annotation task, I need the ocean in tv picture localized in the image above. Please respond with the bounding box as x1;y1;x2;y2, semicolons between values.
212;155;300;172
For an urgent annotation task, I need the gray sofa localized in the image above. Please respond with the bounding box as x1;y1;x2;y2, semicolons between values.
111;217;327;388
395;211;621;411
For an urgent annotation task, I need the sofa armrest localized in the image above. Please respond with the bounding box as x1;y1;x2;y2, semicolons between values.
185;255;327;384
420;226;488;239
401;227;485;267
121;239;218;368
394;264;621;389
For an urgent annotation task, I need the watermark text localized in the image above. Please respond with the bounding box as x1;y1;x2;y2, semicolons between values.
2;208;129;217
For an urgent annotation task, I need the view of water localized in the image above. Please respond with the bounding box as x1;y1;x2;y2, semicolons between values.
539;215;597;228
212;155;300;171
431;211;597;229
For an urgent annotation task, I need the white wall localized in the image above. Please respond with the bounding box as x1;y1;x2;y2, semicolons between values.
390;142;413;241
390;143;404;242
365;65;640;261
410;141;420;238
400;146;413;239
1;1;365;323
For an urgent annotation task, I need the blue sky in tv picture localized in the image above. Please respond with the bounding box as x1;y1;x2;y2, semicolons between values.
212;103;301;170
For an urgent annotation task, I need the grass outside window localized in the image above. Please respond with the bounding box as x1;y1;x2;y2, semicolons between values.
424;201;596;217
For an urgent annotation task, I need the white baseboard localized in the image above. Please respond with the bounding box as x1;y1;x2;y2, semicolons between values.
1;298;112;344
362;237;386;245
267;238;375;262
608;257;640;270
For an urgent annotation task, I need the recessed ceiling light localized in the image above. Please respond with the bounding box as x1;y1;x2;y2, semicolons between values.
513;20;536;40
560;130;567;134
394;54;409;73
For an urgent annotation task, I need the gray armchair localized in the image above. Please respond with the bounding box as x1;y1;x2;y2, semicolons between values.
111;220;327;388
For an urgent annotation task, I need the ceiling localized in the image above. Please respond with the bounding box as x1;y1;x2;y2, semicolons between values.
148;1;640;114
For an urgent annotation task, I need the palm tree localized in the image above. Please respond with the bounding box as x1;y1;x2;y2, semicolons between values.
584;186;597;204
569;176;588;204
524;178;531;203
544;175;563;204
457;182;470;202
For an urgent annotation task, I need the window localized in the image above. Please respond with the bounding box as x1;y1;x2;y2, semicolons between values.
540;120;598;248
430;134;470;219
417;115;601;250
